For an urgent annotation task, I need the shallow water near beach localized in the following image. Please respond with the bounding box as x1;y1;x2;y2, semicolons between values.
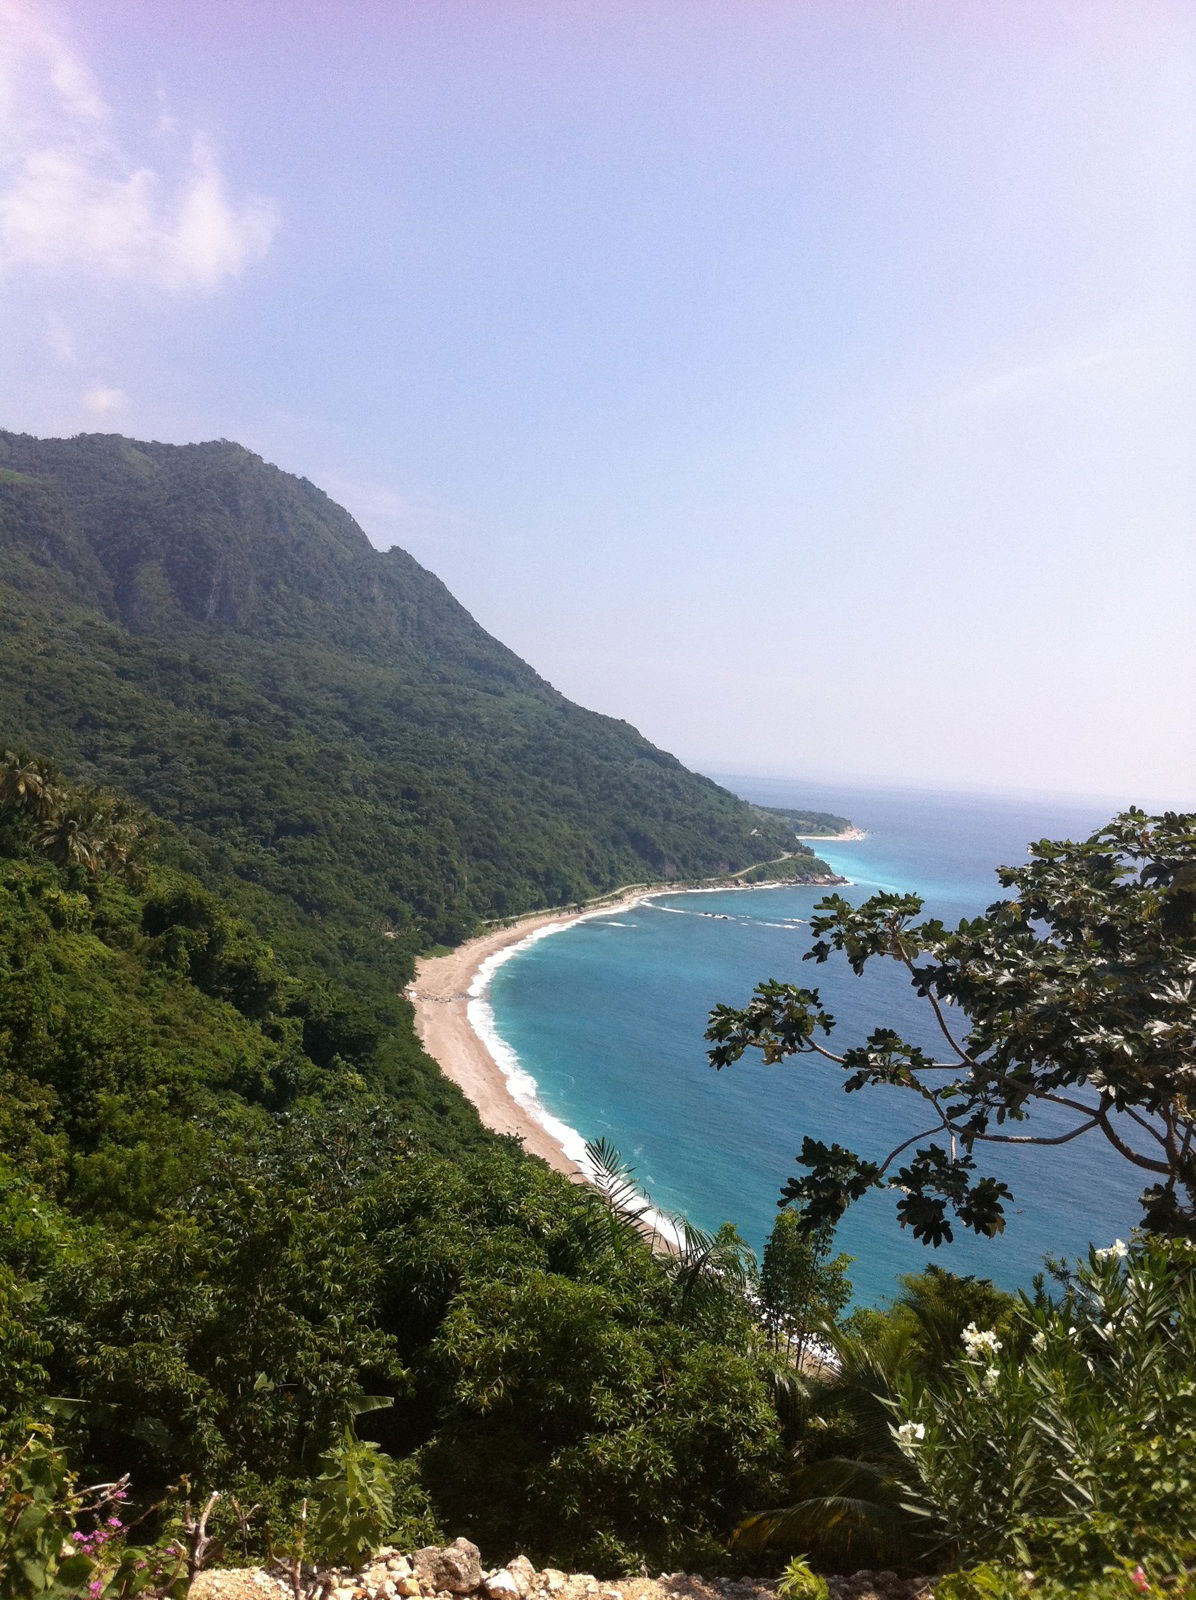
484;778;1147;1305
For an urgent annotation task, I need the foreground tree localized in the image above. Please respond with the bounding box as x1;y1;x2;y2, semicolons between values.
759;1210;852;1363
706;810;1196;1245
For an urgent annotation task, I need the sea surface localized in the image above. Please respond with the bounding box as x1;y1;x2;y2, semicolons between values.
477;779;1145;1306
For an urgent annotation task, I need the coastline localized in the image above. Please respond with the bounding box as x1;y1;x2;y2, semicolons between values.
793;825;866;842
408;889;650;1177
407;860;848;1179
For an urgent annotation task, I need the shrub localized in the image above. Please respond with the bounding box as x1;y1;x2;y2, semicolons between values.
777;1555;829;1600
305;1426;400;1569
891;1237;1196;1584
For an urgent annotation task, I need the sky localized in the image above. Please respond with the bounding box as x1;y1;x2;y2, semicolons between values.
2;0;1194;807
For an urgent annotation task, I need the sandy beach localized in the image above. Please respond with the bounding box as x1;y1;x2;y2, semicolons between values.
407;847;850;1174
407;889;650;1176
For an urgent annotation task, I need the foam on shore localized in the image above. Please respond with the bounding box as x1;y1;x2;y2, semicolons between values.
458;874;866;1250
466;912;685;1250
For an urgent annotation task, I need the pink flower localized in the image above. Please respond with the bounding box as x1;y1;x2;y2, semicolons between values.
1131;1567;1150;1593
107;1516;122;1528
88;1582;103;1598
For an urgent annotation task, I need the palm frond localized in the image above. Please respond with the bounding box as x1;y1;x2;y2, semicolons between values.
733;1458;913;1566
582;1137;655;1246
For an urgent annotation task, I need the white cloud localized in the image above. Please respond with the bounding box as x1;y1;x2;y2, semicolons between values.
0;0;277;294
82;384;127;413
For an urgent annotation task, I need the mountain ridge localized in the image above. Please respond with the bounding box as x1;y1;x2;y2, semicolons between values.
0;429;828;945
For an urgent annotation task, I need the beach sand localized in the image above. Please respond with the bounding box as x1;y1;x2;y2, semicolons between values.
407;890;648;1176
407;849;849;1175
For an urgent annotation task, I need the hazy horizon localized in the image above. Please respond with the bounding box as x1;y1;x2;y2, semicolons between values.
701;765;1183;814
3;0;1193;802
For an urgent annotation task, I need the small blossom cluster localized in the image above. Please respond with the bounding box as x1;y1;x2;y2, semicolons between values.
895;1420;925;1446
1095;1238;1129;1262
70;1493;129;1597
69;1515;123;1557
960;1323;1001;1358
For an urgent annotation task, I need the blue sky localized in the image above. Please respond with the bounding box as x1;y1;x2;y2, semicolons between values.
2;0;1193;805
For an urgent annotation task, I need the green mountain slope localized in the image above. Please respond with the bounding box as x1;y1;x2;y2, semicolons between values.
0;430;815;945
0;759;784;1573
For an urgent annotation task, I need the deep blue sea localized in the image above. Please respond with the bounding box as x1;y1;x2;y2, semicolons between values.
480;779;1143;1307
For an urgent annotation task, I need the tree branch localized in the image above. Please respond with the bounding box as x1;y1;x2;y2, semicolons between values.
892;932;977;1066
1119;1104;1171;1150
967;1116;1101;1148
874;1121;952;1180
1094;1102;1170;1175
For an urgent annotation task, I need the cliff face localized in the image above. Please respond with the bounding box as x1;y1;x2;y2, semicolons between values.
0;433;547;667
0;430;800;939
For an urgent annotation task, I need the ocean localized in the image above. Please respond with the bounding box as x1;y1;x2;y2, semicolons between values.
475;778;1146;1306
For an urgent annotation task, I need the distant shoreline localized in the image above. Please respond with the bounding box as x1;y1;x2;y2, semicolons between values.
793;825;867;842
407;859;846;1175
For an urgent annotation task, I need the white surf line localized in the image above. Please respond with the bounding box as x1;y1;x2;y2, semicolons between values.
793;828;869;842
465;915;685;1250
467;872;858;1247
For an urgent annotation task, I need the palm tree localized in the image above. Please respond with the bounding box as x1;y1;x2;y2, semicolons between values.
0;750;60;821
95;800;150;883
2;755;150;879
732;1268;1015;1570
731;1313;918;1568
39;801;105;873
664;1216;757;1326
581;1136;659;1252
581;1138;758;1329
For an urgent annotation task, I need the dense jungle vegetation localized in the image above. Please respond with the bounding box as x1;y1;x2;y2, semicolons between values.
3;763;1192;1593
2;433;1193;1597
0;757;788;1576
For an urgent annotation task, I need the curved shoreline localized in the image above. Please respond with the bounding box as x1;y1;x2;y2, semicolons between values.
407;863;848;1178
407;889;650;1176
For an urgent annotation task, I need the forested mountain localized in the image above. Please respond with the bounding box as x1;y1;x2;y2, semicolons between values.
0;759;786;1576
0;436;832;1577
0;430;809;946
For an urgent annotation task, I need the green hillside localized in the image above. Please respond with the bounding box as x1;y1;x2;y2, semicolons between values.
0;430;818;947
0;431;849;1580
0;759;784;1575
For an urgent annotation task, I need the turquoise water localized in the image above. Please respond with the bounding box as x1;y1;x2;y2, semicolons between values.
484;779;1146;1306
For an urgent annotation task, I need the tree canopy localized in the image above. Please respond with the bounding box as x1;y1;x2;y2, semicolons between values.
707;810;1196;1245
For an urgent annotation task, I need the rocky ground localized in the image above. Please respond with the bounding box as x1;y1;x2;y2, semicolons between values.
188;1537;933;1600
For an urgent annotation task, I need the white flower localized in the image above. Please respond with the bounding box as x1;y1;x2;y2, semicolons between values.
1031;1330;1047;1352
895;1421;925;1445
981;1365;999;1392
961;1322;1002;1357
1095;1239;1129;1261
